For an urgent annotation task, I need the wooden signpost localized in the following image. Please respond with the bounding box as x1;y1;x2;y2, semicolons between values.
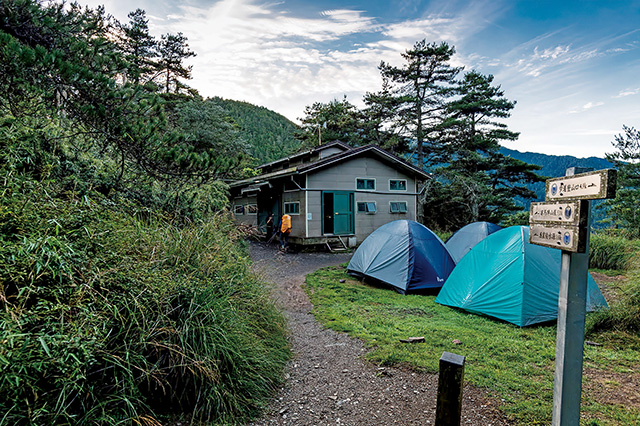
529;168;617;426
529;200;589;252
545;169;617;201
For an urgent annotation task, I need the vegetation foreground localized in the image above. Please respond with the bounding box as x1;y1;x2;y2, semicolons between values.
0;184;291;425
304;246;640;425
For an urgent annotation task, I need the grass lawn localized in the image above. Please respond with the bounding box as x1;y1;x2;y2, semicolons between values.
304;265;640;425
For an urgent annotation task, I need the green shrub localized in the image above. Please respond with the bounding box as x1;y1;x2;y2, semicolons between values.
433;229;452;242
588;274;640;334
501;210;529;227
0;188;290;425
588;232;640;271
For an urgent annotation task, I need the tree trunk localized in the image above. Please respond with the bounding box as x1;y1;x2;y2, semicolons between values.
416;102;424;169
416;180;427;225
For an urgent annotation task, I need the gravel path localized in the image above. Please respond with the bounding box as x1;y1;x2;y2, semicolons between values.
248;241;513;426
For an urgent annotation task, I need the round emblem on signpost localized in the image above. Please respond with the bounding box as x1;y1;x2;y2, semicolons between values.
563;232;571;246
551;183;558;196
564;206;572;219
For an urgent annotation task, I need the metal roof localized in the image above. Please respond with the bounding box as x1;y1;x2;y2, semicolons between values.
230;144;430;188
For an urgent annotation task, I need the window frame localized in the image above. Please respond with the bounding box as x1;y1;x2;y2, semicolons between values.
233;205;244;215
246;204;258;215
357;201;377;214
389;179;408;192
390;201;408;214
284;201;301;215
355;178;376;191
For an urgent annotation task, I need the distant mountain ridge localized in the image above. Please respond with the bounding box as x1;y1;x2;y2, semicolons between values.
500;147;612;202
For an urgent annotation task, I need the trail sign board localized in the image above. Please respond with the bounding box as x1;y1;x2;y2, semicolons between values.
545;169;617;201
529;223;587;253
529;200;589;252
529;167;617;426
530;200;588;226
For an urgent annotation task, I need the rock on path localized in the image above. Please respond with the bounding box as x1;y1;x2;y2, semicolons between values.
248;241;512;426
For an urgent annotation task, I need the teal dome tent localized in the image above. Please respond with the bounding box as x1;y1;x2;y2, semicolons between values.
445;221;502;263
435;226;608;327
347;220;455;294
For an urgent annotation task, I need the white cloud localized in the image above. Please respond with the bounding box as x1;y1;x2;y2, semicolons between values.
135;0;391;122
582;101;604;110
568;101;604;114
615;87;640;97
383;18;459;42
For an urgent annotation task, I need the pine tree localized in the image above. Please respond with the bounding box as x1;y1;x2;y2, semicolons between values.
362;80;409;154
431;70;542;225
0;0;221;186
603;125;640;237
119;8;157;85
375;40;462;168
295;96;364;148
158;32;196;94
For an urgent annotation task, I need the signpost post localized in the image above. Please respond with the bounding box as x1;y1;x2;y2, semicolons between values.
529;168;616;426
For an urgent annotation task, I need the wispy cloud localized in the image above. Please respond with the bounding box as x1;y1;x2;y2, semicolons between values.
510;44;603;77
615;87;640;97
502;27;640;82
568;101;604;114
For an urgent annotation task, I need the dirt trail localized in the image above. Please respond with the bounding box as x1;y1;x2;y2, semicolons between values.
248;241;512;426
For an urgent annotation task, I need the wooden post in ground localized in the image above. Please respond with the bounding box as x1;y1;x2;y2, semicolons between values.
435;351;465;426
551;167;592;426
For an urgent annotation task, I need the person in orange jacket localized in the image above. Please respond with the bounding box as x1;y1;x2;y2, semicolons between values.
279;213;291;251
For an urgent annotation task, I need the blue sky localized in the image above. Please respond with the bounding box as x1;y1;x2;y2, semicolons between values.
79;0;640;158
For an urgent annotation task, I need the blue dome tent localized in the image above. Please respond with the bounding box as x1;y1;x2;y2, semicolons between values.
347;220;455;294
445;221;502;263
435;226;608;327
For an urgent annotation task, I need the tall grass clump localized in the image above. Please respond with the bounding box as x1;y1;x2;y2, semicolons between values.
588;232;640;271
589;274;640;334
0;177;290;424
587;232;640;334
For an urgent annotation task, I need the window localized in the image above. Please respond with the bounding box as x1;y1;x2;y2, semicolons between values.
233;205;244;215
357;201;377;214
390;201;408;213
246;204;258;215
284;202;300;215
356;178;375;191
389;179;407;191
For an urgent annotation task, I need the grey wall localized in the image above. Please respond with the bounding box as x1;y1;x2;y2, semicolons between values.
282;190;306;238
306;155;417;242
231;194;258;228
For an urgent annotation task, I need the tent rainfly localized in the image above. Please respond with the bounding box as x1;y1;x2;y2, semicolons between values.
445;221;502;263
347;220;455;294
435;226;608;327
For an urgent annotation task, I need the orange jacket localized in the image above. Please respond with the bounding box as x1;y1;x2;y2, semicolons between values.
280;214;291;233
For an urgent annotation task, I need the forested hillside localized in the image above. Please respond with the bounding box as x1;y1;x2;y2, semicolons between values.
210;97;301;164
0;2;289;424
